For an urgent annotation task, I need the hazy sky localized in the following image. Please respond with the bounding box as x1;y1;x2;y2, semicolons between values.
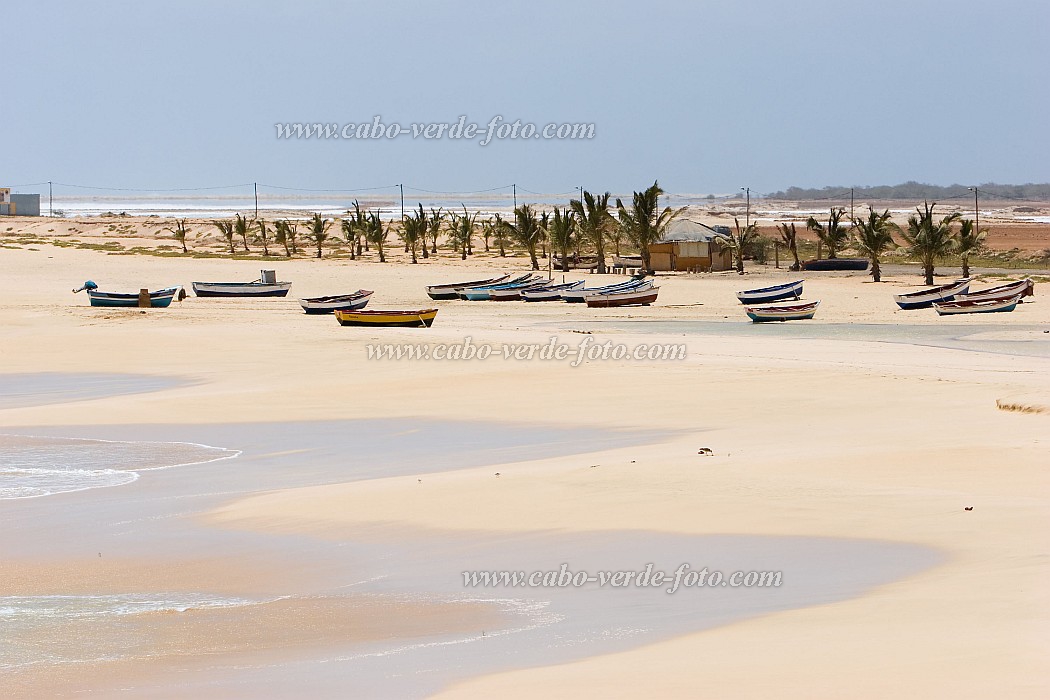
3;0;1047;195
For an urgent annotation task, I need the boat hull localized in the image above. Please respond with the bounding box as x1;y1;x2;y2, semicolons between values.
801;258;869;271
85;287;180;308
426;275;510;300
736;280;803;304
335;309;438;328
953;279;1034;304
193;282;292;297
745;301;820;322
894;280;970;309
585;287;659;308
299;291;373;314
522;281;584;301
561;279;649;303
933;296;1020;315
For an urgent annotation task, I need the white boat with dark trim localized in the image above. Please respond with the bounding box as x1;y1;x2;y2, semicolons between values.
585;283;658;308
522;280;585;301
193;270;291;298
893;279;970;309
932;295;1022;316
745;300;820;322
298;290;374;314
560;278;649;303
736;280;803;304
953;278;1034;304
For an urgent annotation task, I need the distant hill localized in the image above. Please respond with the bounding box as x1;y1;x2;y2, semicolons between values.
767;182;1050;201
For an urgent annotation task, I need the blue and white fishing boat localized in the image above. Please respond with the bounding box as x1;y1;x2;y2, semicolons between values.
559;277;649;303
458;275;542;300
893;279;970;310
73;281;182;308
522;280;585;301
735;280;803;304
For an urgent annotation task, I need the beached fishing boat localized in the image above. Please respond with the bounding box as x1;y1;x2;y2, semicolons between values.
735;280;803;304
73;281;182;308
522;280;585;301
560;278;649;303
298;290;373;314
893;279;970;309
425;274;510;300
193;270;291;297
745;300;820;322
334;308;438;328
488;280;554;301
932;295;1021;316
953;278;1034;304
459;275;543;301
585;285;659;308
801;258;869;271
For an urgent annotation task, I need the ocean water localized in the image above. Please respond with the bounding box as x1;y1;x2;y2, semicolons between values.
0;417;943;697
0;434;239;499
0;593;260;671
41;192;732;220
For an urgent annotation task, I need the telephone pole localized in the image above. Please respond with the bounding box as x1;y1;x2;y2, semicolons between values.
968;186;979;234
399;183;405;220
512;183;517;210
49;181;53;217
254;182;258;219
741;187;750;227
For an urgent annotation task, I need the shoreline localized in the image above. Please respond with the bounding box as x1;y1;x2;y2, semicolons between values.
1;246;1047;697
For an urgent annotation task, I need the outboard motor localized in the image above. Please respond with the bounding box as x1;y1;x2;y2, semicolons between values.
73;280;99;293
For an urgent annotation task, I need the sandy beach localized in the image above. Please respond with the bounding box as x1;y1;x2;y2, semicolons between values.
1;227;1048;697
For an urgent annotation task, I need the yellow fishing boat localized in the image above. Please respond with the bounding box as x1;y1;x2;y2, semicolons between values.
334;308;438;328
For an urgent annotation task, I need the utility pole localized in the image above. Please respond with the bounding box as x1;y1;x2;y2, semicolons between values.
850;187;854;220
254;182;258;219
399;183;405;220
512;183;516;211
49;181;53;217
968;186;979;234
741;187;750;228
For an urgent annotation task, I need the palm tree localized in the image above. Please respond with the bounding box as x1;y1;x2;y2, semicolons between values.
806;208;849;259
481;217;493;252
234;214;252;253
164;219;190;253
547;207;576;272
615;181;686;274
570;190;613;273
713;217;760;274
492;213;508;256
273;220;292;257
307;212;332;259
427;208;444;254
850;207;899;282
503;204;544;269
956;218;987;278
449;208;478;261
257;219;270;257
213;219;235;254
366;210;388;262
347;201;368;258
400;206;426;264
776;222;801;271
899;201;961;285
